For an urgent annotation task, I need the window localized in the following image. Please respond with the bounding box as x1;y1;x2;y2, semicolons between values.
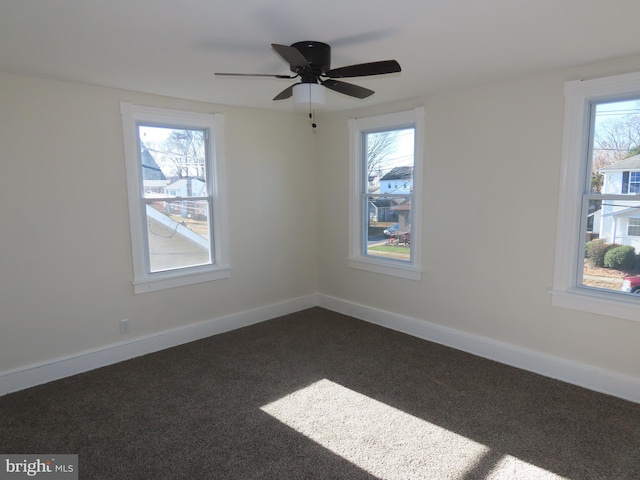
629;171;640;194
121;103;231;293
552;72;640;321
348;108;424;280
628;218;640;237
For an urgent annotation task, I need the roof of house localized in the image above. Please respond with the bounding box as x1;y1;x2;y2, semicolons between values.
141;148;166;181
611;205;640;218
380;166;412;181
599;154;640;172
391;203;411;211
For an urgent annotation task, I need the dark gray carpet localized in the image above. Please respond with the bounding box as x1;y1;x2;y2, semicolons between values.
1;308;639;479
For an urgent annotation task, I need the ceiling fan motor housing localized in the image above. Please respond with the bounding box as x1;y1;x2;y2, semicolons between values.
291;41;331;82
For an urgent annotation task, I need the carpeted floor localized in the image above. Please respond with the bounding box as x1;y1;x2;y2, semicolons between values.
1;307;639;479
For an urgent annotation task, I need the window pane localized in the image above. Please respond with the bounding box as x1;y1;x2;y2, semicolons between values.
137;125;212;273
582;99;640;293
145;200;211;272
365;128;414;193
630;172;640;194
363;127;414;263
365;196;411;261
138;125;206;199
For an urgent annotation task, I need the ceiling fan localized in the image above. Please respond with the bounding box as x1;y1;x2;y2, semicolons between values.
215;41;401;103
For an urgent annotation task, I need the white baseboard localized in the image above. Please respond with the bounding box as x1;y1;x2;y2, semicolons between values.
3;293;638;405
0;295;318;397
318;294;640;404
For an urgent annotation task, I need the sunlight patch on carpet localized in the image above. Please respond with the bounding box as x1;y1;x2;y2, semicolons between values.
261;379;566;480
485;454;569;479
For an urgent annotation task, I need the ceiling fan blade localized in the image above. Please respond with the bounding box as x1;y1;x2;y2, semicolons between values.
321;79;374;99
325;60;401;78
273;84;298;101
271;43;310;69
215;72;295;79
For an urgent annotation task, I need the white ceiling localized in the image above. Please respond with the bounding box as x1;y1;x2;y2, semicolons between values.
2;0;640;112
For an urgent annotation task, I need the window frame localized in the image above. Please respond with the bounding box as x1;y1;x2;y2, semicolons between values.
629;171;640;194
628;218;640;237
551;72;640;321
121;102;231;294
348;108;424;281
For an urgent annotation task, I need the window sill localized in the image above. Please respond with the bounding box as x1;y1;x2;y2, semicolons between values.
348;256;421;281
550;287;640;322
133;265;232;294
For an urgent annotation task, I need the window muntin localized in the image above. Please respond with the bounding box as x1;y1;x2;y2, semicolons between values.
121;103;230;293
349;108;424;280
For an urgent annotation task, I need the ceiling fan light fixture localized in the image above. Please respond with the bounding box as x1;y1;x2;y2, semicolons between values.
293;83;325;111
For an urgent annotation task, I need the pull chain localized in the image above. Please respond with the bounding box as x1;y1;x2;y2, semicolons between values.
309;84;317;128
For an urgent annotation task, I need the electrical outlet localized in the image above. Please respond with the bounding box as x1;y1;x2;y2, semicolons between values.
119;318;130;334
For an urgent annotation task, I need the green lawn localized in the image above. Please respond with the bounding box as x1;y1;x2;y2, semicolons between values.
369;244;410;253
368;244;410;260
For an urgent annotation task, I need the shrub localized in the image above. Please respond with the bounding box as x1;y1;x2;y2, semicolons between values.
585;239;617;267
604;245;636;270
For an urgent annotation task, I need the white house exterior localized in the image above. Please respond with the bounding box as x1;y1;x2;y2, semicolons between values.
164;177;206;197
379;166;412;194
597;154;640;250
368;166;413;223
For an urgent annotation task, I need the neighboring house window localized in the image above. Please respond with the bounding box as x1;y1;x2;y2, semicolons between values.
628;218;640;236
552;72;640;322
121;103;231;294
628;171;640;194
348;108;424;280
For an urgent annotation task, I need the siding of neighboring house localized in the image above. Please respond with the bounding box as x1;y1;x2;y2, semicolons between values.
368;167;414;222
164;177;206;197
379;166;412;194
598;155;640;250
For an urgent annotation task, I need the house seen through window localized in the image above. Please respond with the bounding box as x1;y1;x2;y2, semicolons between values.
583;99;640;294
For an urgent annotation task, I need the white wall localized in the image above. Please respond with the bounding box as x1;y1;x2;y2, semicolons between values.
3;53;640;397
0;72;318;373
316;57;640;382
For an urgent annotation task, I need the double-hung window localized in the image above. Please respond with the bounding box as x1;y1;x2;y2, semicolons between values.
552;71;640;321
348;108;424;280
629;171;640;194
628;218;640;237
121;103;231;293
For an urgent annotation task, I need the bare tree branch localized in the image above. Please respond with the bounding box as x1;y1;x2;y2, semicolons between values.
366;131;398;179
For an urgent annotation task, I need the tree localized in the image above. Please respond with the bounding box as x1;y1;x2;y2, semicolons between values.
162;129;206;179
626;144;640;157
593;103;640;163
591;103;640;192
366;131;399;179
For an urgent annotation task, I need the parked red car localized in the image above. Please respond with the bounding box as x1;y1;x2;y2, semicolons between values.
621;276;640;294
